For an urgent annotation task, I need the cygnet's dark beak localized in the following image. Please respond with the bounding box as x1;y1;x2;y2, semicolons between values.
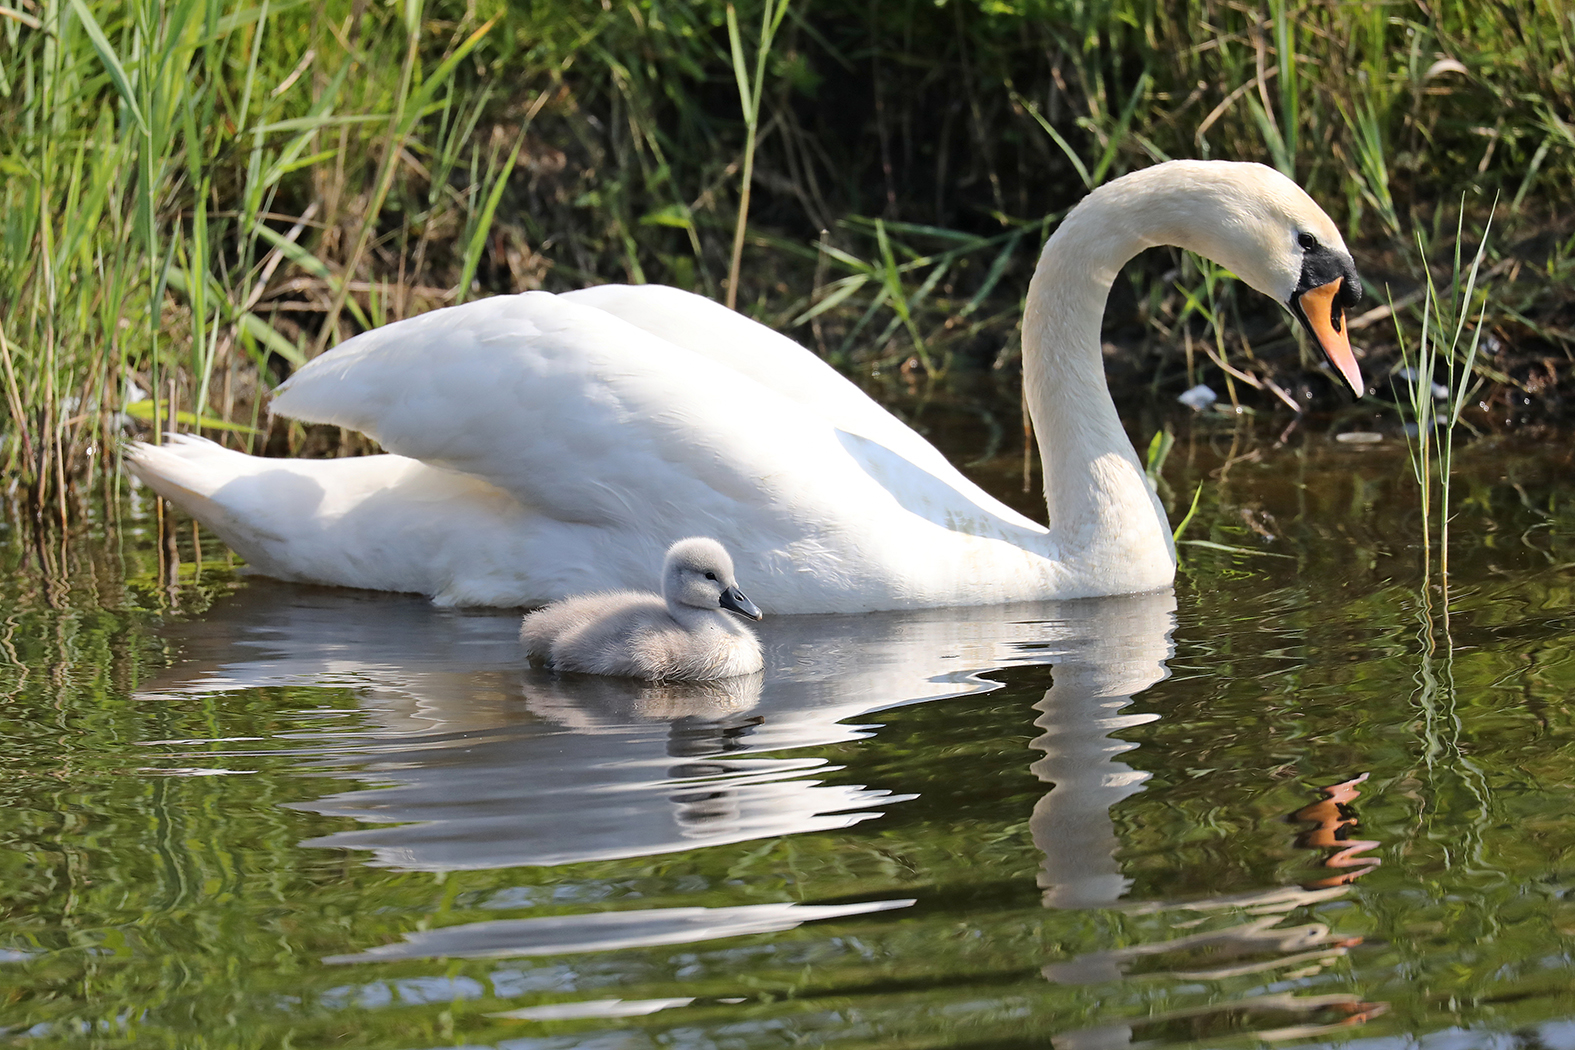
719;585;763;621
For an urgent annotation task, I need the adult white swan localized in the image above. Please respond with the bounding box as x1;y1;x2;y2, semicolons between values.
127;160;1363;613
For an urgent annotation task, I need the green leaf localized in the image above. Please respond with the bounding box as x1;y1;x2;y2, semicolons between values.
458;130;527;304
1091;71;1149;186
211;0;311;36
237;312;306;367
252;114;387;135
402;17;499;137
790;275;869;326
1172;483;1203;542
639;204;694;230
725;4;753;125
250;220;330;278
163;259;308;367
1016;91;1091;189
960;230;1023;319
1145;428;1174;483
123;400;261;434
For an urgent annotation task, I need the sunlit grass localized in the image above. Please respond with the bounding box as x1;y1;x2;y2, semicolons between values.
1;0;503;504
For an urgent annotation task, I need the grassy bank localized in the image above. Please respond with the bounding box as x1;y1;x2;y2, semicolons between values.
2;0;1572;513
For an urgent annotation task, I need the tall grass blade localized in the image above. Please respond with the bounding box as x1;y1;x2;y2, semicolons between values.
457;129;527;303
1172;483;1204;542
1016;91;1091;189
1089;72;1149;186
725;0;790;310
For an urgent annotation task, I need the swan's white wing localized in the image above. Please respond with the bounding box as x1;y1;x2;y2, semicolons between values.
561;284;1042;533
274;294;797;532
268;298;842;536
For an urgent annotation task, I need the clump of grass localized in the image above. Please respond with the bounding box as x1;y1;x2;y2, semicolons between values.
0;0;514;514
1387;208;1498;840
782;215;1048;376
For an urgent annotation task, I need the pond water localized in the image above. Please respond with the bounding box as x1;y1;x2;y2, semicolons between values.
5;392;1575;1049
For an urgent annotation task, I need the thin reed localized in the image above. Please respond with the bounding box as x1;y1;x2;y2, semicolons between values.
1395;211;1494;591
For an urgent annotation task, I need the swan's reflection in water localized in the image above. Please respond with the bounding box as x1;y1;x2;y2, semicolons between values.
294;671;848;870
1032;640;1387;1046
146;581;1383;1040
149;582;1176;873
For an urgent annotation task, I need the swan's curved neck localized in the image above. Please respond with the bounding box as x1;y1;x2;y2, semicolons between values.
1023;175;1191;588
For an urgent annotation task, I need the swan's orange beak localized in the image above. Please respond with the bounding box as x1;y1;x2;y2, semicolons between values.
1294;278;1364;399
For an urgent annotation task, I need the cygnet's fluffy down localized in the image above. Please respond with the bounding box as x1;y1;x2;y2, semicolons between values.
520;537;764;680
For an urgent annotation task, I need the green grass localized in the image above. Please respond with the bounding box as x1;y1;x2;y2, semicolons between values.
2;0;1573;512
1395;209;1495;583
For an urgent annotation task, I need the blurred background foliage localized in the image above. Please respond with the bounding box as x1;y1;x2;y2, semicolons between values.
2;0;1573;508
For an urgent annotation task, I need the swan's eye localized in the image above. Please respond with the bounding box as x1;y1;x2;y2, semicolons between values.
1297;232;1319;251
704;571;717;581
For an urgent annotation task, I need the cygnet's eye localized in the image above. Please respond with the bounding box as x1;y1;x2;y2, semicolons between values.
704;571;717;581
1297;232;1319;251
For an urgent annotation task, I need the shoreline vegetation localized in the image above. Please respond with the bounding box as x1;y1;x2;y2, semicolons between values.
2;0;1572;516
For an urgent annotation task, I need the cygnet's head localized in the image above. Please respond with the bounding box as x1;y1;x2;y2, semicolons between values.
662;538;763;621
1097;161;1366;397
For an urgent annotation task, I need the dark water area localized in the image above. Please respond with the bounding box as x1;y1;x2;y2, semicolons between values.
5;391;1575;1049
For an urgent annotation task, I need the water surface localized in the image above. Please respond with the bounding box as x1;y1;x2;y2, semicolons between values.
4;403;1575;1049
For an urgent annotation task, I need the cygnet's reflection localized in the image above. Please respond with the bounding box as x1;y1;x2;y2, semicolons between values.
145;581;1178;874
294;671;820;869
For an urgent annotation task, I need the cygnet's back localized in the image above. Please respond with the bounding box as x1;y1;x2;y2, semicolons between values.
520;537;764;680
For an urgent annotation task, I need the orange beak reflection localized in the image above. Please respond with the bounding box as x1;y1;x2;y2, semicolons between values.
1297;278;1364;399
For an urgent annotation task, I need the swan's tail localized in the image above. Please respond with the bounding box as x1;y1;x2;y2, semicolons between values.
126;434;338;579
121;434;535;599
123;434;246;524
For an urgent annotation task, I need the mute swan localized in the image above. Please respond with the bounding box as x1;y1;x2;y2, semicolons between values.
520;537;764;680
125;160;1363;613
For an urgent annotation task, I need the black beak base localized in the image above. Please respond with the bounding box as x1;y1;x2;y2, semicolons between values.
719;586;764;621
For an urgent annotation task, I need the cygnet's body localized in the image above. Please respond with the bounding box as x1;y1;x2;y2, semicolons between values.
521;538;764;680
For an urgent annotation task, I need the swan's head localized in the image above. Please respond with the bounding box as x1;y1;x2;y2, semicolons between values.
1126;161;1365;397
662;538;763;621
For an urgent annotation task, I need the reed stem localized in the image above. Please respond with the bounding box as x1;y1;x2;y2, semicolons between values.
725;0;790;311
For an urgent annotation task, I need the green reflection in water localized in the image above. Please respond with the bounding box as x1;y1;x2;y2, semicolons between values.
2;413;1575;1049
